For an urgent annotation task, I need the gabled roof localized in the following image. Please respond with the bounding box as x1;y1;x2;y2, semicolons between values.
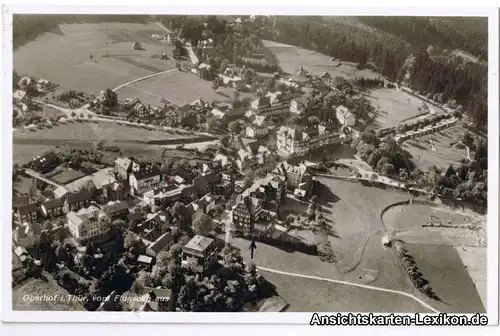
13;195;30;208
114;157;132;169
252;115;267;127
42;198;64;210
131;165;161;181
18;203;39;215
102;201;129;215
92;170;117;189
66;190;93;204
13;90;27;100
183;235;214;253
199;173;221;184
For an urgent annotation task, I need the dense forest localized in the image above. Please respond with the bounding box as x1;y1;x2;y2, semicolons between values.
262;16;488;129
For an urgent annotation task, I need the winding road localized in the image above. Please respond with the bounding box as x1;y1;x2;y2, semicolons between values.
257;266;441;313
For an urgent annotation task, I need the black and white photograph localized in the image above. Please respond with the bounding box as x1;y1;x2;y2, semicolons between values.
1;4;498;327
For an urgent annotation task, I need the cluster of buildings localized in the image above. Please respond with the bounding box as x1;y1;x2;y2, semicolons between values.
276;124;341;156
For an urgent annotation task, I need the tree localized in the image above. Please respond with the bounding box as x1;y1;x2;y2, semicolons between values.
192;213;212;236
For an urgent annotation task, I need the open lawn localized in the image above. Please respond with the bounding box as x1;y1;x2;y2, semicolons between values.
403;125;473;170
12;274;86;311
365;88;441;130
261;270;432;313
14;22;175;95
115;70;253;106
405;244;485;313
49;168;87;184
263;40;380;80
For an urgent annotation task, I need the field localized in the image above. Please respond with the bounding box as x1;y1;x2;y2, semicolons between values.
14;22;175;94
115;70;252;106
405;244;485;313
261;271;432;313
263;40;380;80
12;275;86;311
365;88;434;129
403;125;472;170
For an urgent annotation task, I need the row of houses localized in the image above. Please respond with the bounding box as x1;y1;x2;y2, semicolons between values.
276;124;341;156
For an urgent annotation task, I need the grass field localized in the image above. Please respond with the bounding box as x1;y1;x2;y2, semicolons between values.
405;244;485;313
261;271;432;313
12;274;86;311
14;22;175;94
115;70;252;106
263;40;380;80
403;125;473;170
365;88;431;129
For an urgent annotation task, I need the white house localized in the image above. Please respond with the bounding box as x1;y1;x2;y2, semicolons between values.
129;165;162;196
245;115;269;138
276;126;309;155
14;222;42;248
67;206;111;243
336;105;356;126
290;98;305;115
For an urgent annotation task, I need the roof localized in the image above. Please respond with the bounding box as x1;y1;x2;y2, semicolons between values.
92;170;117;189
13;90;27;100
114;157;132;169
13;196;30;208
15;222;42;240
102;201;129;215
137;255;153;264
198;173;221;184
131;165;161;181
42;198;64;210
253;115;267;127
183;235;214;253
14;246;29;257
66;206;107;228
66;190;93;204
18;203;39;215
294;188;307;197
54;186;69;198
336;105;353;118
214;153;232;167
128;212;145;222
147;232;174;255
253;96;270;108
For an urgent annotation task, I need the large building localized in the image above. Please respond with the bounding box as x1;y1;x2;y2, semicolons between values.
250;91;291;117
67;206;111;243
182;235;218;273
336;105;356;126
143;184;196;210
276;125;341;156
245;115;269;138
232;196;263;233
274;161;313;194
114;157;133;181
129;164;162;196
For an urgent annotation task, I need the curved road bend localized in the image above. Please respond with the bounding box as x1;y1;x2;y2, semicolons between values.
257;266;441;314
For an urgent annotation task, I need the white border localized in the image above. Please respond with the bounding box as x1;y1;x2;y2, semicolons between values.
1;3;498;326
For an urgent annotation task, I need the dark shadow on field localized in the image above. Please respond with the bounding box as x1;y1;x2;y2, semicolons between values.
407;141;428;151
315;182;340;205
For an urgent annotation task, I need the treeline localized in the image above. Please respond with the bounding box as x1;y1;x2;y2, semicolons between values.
358;16;487;61
13;14;150;50
407;51;487;128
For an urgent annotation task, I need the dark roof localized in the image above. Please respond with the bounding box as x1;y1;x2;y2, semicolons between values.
132;165;161;181
18;203;39;215
200;173;221;184
102;201;129;215
128;212;145;222
148;232;174;255
246;141;260;154
42;198;64;210
66;190;93;204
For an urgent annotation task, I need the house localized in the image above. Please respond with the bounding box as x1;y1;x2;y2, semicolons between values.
143;184;196;210
67;206;111;243
336;105;356;126
213;153;234;171
114;157;133;181
276;126;309;155
92;170;117;198
193;173;221;196
145;231;175;257
13;89;28;102
202;160;222;174
129;165;162;196
107;182;126;201
245;115;269;138
182;235;218;273
101;200;129;219
138;255;153;265
128;211;146;228
28;151;59;173
16;203;39;222
12;195;30;211
64;190;93;213
14;246;32;264
40;198;64;218
186;194;218;220
198;63;212;79
275;161;313;193
15;222;42;248
320;71;331;80
290;97;305;114
232;196;263;233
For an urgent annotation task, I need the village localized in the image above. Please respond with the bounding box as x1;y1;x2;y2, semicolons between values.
12;15;488;314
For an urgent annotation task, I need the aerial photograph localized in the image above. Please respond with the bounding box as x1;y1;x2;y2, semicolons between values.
11;14;488;313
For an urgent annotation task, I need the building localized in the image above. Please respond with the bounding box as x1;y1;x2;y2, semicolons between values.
16;203;39;222
67;206;111;243
114;157;133;181
213;153;234;171
275;161;313;193
289;97;305;115
276;126;309;155
251;93;291;117
193;173;221;196
101;200;129;219
143;184;196;210
336;105;356;126
64;190;93;213
201;161;222;174
320;71;331;80
145;231;175;257
129;165;162;196
92;170;117;199
14;222;42;248
245;115;269;138
13;89;28;102
232;196;263;233
28;151;59;173
40;198;64;218
182;235;218;273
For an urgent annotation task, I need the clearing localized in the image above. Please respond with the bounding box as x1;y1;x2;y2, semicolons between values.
261;270;432;313
263;40;380;80
115;70;252;106
12;274;86;311
14;22;175;95
403;125;475;170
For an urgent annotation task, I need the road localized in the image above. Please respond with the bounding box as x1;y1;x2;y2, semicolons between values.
257;266;441;313
154;21;199;65
24;168;63;188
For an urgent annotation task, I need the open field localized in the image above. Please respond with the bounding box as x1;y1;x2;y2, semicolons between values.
403;125;474;170
12;275;86;311
261;271;432;313
14;22;175;95
405;244;485;313
115;70;252;106
365;88;442;129
263;40;380;80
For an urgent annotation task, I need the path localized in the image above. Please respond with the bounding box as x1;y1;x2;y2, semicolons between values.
112;68;176;92
153;21;199;65
257;266;440;313
24;168;63;188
